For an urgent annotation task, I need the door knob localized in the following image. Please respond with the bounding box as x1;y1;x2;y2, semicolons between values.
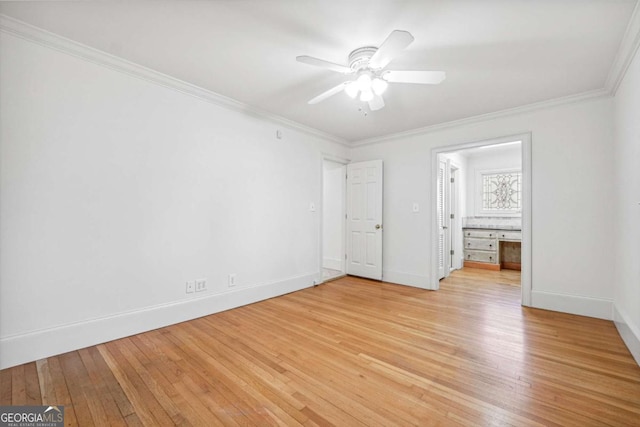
375;224;382;230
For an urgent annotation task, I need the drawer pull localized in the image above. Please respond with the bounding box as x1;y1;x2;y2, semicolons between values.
489;244;492;247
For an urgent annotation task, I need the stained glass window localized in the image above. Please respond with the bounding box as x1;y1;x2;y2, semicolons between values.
481;171;522;212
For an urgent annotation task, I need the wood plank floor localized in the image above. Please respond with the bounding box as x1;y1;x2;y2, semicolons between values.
2;268;639;426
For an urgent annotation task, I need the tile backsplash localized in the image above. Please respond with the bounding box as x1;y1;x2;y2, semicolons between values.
463;216;522;230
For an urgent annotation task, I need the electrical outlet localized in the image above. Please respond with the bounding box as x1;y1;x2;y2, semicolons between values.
195;279;207;292
228;273;237;287
186;281;195;294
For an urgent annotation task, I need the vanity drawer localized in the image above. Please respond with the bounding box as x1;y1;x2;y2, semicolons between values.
465;237;496;251
465;250;497;263
463;229;497;239
498;230;522;241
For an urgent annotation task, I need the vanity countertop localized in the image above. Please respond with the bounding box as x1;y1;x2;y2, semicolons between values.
463;225;521;231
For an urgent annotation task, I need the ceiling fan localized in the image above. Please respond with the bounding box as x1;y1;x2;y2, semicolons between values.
297;30;446;111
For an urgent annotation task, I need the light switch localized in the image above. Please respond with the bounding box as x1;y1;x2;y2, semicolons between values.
412;203;420;213
310;202;316;212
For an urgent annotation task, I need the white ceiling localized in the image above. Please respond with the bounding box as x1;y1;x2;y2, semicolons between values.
0;0;636;143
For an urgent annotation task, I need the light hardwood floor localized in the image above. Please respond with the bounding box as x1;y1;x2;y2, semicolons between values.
2;269;639;426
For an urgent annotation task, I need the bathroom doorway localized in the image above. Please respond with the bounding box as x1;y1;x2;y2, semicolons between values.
431;133;532;306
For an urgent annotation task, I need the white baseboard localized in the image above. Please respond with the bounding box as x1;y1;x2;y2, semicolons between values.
531;291;613;320
0;273;315;370
613;304;640;366
382;270;430;289
322;257;342;271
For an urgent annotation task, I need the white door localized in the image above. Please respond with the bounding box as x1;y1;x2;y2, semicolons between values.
346;160;383;280
449;166;458;270
437;159;447;279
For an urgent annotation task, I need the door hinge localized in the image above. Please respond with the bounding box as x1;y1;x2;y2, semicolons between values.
450;177;455;183
450;250;455;255
345;254;347;260
450;213;454;219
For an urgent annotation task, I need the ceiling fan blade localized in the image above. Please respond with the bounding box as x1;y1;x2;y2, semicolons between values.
383;70;446;84
308;82;350;104
296;55;353;74
368;94;385;111
369;30;415;69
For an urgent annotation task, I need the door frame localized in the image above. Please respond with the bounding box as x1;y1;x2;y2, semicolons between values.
429;133;532;307
319;153;349;284
448;163;461;271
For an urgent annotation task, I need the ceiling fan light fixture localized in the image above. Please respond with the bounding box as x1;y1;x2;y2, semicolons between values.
360;89;374;102
356;73;372;92
372;77;388;95
344;82;359;99
297;30;445;112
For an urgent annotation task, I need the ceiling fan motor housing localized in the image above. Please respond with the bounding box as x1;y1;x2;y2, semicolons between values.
348;46;378;71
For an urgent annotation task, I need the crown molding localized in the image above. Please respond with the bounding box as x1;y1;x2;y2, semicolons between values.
605;0;640;95
352;0;640;147
3;3;639;150
0;14;350;148
351;87;611;147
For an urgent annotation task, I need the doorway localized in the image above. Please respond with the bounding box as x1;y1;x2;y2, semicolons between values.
321;158;346;282
449;164;460;271
431;133;532;306
437;158;462;280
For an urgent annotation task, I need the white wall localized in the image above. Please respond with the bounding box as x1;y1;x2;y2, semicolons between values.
0;32;348;368
1;19;634;369
612;48;640;364
322;160;344;271
464;144;522;217
350;96;615;320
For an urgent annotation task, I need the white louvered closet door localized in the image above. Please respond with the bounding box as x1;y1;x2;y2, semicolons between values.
437;160;446;280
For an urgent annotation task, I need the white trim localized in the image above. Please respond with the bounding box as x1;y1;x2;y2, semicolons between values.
320;152;351;165
430;133;532;306
382;270;429;289
353;2;640;147
606;0;640;95
0;273;316;370
354;2;640;149
352;89;610;146
531;291;613;320
613;304;640;366
0;14;349;148
2;10;639;147
520;136;532;306
322;257;342;271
